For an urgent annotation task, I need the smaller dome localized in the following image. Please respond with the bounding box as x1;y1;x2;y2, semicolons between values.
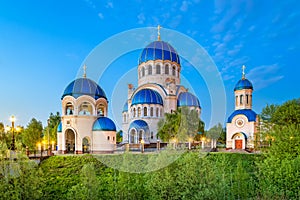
227;109;257;123
92;117;116;131
62;78;107;100
234;78;253;91
122;102;128;113
129;120;149;132
131;89;163;106
177;92;200;108
57;122;62;132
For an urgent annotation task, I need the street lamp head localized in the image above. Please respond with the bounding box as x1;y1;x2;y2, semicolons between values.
141;139;145;144
10;115;16;123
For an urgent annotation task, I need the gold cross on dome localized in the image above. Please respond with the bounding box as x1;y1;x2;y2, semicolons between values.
157;25;162;41
242;65;246;79
83;64;87;78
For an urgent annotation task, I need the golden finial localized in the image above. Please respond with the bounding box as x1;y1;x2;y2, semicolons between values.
157;25;162;41
242;65;246;79
83;64;87;78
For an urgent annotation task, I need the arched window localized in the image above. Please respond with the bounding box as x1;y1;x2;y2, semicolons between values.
150;107;154;117
141;67;145;77
172;66;176;76
156;108;159;117
97;104;105;116
235;96;238;106
240;95;243;105
79;102;93;115
107;136;110;141
148;65;152;75
65;102;74;115
144;107;147;116
156;65;161;74
133;108;136;118
165;64;169;74
246;94;249;105
151;132;154;139
160;108;163;117
177;69;180;77
138;107;141;117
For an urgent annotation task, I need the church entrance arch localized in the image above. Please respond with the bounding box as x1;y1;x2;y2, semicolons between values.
232;132;247;150
65;129;76;154
82;137;90;153
130;129;136;144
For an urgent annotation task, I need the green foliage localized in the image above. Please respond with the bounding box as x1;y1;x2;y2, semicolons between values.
158;107;203;142
271;98;300;125
22;118;43;149
43;112;61;146
257;125;300;199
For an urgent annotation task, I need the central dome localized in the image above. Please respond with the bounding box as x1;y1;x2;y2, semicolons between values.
138;41;180;65
62;78;107;100
131;89;163;106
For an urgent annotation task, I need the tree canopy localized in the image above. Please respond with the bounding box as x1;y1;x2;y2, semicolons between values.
22;118;43;149
157;107;204;142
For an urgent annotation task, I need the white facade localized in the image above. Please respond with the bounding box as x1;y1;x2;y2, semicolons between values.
122;39;201;144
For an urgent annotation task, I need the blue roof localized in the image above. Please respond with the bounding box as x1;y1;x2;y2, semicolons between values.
139;41;180;65
227;109;257;123
122;102;128;112
131;89;163;106
177;92;200;108
92;117;116;131
62;78;107;100
57;122;62;132
234;78;253;91
129;120;149;132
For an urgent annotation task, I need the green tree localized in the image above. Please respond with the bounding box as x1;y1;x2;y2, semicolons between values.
116;130;123;143
158;108;203;143
22;118;43;149
206;123;223;148
43;112;61;146
271;98;300;125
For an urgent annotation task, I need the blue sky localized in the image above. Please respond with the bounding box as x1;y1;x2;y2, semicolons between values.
0;0;299;129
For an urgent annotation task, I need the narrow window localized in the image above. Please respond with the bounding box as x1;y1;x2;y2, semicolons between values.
142;67;145;77
133;108;136;117
246;94;249;105
240;95;243;105
172;66;176;76
165;64;169;74
156;65;160;74
150;107;154;117
138;107;141;117
148;65;152;75
107;136;110;141
144;107;147;116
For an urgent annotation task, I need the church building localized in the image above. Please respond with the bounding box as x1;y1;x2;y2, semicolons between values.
57;68;117;154
122;27;201;144
226;66;258;150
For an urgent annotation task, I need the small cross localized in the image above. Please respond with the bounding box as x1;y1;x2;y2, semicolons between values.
157;25;162;41
83;64;87;78
242;65;246;79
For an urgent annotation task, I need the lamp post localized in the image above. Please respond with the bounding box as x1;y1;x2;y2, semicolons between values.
9;115;16;151
140;139;144;153
47;118;50;155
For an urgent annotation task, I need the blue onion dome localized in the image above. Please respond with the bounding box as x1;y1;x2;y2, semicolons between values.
227;109;257;123
122;102;128;113
129;120;149;132
234;78;253;91
177;92;201;108
62;78;107;100
139;41;180;65
57;122;62;132
92;117;116;131
131;89;163;106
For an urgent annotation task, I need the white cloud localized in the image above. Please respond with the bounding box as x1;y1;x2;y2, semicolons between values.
180;1;189;12
247;64;284;90
137;13;145;24
98;13;104;19
106;1;114;8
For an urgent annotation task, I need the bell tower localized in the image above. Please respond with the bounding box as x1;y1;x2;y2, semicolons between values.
234;65;253;110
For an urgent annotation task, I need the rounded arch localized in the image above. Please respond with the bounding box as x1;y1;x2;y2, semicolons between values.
82;136;91;153
231;132;247;150
65;128;76;154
